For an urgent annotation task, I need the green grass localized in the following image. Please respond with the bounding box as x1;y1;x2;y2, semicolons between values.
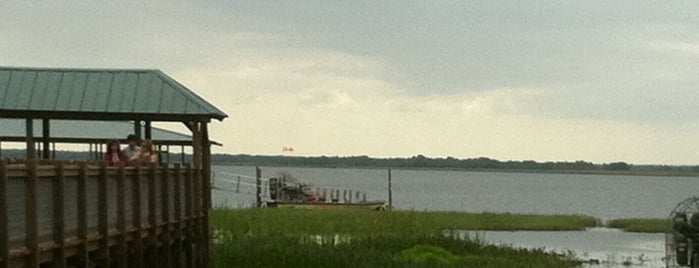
211;208;590;268
605;218;671;233
211;208;599;237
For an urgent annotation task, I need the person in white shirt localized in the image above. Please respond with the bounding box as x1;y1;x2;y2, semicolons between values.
123;134;142;162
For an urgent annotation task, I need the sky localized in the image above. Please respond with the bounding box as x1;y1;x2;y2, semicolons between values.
1;1;698;165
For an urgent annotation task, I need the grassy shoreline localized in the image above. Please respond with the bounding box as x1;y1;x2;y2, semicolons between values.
211;209;599;235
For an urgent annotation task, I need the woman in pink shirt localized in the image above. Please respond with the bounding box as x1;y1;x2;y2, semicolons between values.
104;140;128;166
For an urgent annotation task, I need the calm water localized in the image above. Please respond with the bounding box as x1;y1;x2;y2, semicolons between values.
213;165;698;219
212;165;694;267
481;228;665;268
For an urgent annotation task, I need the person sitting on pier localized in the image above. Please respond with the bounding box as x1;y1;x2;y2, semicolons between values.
123;134;142;162
138;139;159;163
104;140;128;166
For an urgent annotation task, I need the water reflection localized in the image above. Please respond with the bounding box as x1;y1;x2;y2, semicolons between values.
474;228;664;268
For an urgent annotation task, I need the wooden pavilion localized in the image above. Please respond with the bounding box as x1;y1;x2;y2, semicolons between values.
0;66;227;267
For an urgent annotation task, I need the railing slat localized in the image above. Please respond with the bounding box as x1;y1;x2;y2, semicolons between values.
77;162;89;266
24;159;39;267
116;164;128;268
147;164;159;267
0;160;9;268
173;163;183;268
132;165;144;267
184;163;194;268
53;162;67;268
160;165;171;267
97;162;110;267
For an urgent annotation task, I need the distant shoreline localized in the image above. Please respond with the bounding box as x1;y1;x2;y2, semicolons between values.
217;162;699;178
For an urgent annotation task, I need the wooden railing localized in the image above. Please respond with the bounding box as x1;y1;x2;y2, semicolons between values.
0;159;210;268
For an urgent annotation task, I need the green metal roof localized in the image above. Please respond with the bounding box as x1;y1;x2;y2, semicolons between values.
0;119;221;146
0;67;227;121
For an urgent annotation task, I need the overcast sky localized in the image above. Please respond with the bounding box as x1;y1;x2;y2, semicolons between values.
1;1;698;164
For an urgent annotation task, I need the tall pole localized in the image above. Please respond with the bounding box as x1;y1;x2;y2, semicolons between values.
255;166;262;207
387;169;392;210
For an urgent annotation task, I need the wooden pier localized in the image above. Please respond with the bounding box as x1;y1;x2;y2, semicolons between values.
0;159;210;268
0;66;228;267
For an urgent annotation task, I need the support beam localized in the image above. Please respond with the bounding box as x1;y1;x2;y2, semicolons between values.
134;120;142;139
42;119;50;159
201;122;211;266
145;120;152;139
26;118;35;159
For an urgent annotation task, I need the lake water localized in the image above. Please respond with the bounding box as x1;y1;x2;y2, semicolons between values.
213;165;698;219
211;165;695;267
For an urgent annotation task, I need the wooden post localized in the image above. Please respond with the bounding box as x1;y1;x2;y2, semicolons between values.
24;159;39;267
388;169;392;210
0;160;9;268
116;164;128;268
145;121;152;140
256;167;262;207
134;120;142;140
42;119;50;159
131;165;144;267
53;162;67;268
147;164;158;267
97;162;110;268
160;165;171;267
201;122;211;267
190;122;204;267
26;118;36;159
77;162;89;266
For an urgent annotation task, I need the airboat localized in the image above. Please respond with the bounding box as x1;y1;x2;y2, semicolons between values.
261;172;387;211
667;197;699;267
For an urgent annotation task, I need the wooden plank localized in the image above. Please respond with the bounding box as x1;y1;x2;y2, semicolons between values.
131;165;144;267
0;160;9;268
97;162;110;268
53;162;67;268
172;164;184;267
147;164;158;267
159;165;171;267
192;165;203;267
24;160;39;267
116;164;128;268
76;162;89;266
172;164;183;268
183;163;194;268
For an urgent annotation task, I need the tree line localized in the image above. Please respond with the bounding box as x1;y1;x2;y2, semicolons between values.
212;154;636;172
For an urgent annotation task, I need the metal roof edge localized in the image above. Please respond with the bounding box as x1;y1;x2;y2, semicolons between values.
154;69;228;121
0;66;159;73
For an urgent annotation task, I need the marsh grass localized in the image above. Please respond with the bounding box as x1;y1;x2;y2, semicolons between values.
211;208;598;238
605;218;670;233
211;208;589;267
